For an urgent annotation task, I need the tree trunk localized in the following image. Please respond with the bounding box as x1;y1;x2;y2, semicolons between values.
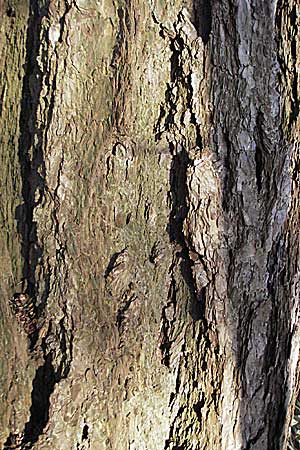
0;1;299;449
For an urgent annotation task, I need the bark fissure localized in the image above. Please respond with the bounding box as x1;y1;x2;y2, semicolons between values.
2;3;75;443
15;0;67;322
21;333;72;449
160;274;177;367
3;313;73;449
116;292;137;331
157;11;206;321
192;0;212;44
16;1;47;299
155;10;217;449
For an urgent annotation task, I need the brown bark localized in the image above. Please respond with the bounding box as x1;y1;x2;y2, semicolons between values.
0;1;299;449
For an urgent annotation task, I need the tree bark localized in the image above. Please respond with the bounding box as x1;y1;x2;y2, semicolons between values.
0;1;299;449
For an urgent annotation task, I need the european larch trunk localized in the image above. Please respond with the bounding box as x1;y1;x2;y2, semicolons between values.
0;1;299;449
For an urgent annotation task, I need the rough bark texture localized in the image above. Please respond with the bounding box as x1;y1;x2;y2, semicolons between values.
0;1;299;449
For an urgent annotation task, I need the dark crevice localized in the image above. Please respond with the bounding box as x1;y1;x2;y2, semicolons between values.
154;29;184;140
3;433;24;450
154;84;176;141
267;366;289;448
193;395;205;422
157;13;208;449
116;291;136;331
170;36;184;82
58;0;72;43
7;0;73;435
185;73;202;149
149;241;160;264
82;424;89;441
275;1;299;129
192;0;212;44
160;277;177;367
164;407;185;450
254;109;275;199
264;240;289;447
104;248;126;278
169;392;176;407
167;150;189;248
14;0;54;349
243;426;265;450
155;27;203;150
57;317;73;378
22;355;56;447
3;354;56;450
111;5;131;67
156;14;206;332
16;0;46;297
255;146;263;193
19;320;72;449
6;5;16;18
167;149;204;321
221;130;235;212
